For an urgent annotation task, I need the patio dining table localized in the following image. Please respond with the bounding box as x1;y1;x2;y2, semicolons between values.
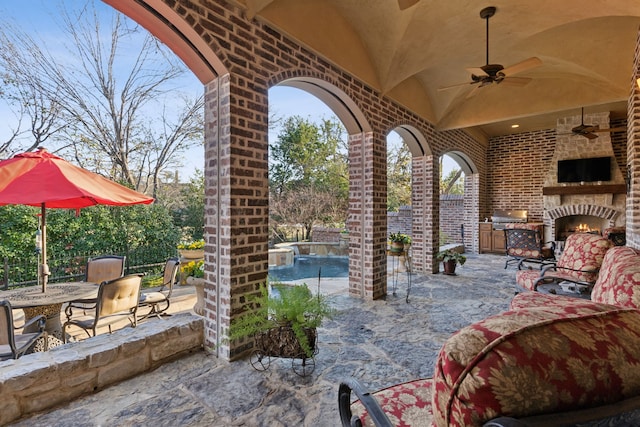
0;282;100;340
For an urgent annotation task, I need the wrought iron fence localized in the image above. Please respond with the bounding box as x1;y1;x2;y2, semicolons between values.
1;246;178;290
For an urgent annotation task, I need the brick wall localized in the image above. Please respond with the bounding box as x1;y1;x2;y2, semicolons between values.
387;205;412;235
486;129;556;223
439;195;464;245
312;227;343;242
387;199;463;246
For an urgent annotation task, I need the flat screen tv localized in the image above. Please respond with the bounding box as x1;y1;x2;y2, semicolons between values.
557;156;611;183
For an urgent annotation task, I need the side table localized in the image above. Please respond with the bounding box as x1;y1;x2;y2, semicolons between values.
387;250;412;302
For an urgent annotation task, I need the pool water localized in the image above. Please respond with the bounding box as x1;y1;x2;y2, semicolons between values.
268;256;349;282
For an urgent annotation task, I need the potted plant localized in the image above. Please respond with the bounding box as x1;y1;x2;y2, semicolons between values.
389;233;411;253
437;249;466;275
177;239;205;259
229;282;334;364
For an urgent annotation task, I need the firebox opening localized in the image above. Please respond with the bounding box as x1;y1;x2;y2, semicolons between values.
555;215;607;241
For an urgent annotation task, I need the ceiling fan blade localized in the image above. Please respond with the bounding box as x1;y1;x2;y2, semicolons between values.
466;67;488;77
499;57;542;77
438;81;474;91
465;84;482;99
572;124;598;134
398;0;420;10
583;132;599;140
498;76;532;86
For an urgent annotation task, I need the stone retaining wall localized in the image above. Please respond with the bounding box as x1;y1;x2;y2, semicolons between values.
0;314;204;425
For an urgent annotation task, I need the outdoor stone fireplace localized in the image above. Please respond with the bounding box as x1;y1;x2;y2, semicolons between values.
542;111;626;245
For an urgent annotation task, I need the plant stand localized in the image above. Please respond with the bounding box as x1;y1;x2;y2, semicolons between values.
250;326;318;377
387;249;412;302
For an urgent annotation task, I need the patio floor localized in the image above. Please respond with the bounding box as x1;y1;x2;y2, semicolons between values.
10;252;519;426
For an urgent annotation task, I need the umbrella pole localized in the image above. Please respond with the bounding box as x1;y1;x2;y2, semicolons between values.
40;203;49;292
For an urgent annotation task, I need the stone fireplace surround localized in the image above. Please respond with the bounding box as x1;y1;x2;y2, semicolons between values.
542;111;625;244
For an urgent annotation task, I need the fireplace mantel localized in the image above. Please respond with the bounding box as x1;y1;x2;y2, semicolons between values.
542;184;626;195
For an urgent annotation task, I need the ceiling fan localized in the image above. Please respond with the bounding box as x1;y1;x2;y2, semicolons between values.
564;107;626;140
439;6;542;97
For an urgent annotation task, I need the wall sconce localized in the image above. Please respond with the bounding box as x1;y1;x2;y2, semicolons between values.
636;77;640;90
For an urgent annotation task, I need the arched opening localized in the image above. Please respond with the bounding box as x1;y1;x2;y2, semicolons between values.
439;151;479;253
267;86;350;296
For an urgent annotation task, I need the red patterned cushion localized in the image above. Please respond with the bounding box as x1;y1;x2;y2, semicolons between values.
555;233;611;282
431;306;640;427
591;246;640;308
509;291;620;314
515;269;541;291
350;378;434;426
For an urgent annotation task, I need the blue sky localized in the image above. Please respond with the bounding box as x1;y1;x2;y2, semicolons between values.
0;1;455;180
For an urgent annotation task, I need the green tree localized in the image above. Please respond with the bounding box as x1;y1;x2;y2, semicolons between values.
268;115;348;239
172;170;205;241
387;141;412;211
440;157;464;195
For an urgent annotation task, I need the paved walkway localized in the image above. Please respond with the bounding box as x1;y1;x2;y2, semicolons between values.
10;253;519;426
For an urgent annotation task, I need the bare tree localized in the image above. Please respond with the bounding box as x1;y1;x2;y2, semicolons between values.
0;3;203;194
270;185;345;240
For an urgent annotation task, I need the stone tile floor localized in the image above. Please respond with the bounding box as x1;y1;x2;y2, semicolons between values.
9;252;519;426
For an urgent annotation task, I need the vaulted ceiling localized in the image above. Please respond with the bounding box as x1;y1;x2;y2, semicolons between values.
237;0;640;137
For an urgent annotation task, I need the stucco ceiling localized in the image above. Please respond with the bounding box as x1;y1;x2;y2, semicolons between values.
237;0;640;137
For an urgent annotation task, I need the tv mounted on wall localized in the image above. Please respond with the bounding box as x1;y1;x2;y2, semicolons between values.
557;156;611;183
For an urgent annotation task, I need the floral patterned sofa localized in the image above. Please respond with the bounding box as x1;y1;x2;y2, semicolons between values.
339;248;640;426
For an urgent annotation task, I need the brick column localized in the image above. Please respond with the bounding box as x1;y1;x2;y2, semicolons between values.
411;155;437;273
348;131;387;299
203;74;270;359
464;173;480;253
628;28;640;250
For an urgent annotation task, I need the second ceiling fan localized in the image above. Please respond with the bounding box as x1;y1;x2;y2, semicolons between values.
440;6;542;97
564;107;626;140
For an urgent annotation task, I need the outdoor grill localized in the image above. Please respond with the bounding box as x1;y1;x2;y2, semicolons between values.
491;209;528;230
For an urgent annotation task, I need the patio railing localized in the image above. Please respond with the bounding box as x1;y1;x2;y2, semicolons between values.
1;246;178;290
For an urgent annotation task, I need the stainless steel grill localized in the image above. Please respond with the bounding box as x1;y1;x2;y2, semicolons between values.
491;209;528;230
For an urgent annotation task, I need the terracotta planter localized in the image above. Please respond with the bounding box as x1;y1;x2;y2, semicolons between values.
179;249;204;259
186;276;205;315
442;260;457;275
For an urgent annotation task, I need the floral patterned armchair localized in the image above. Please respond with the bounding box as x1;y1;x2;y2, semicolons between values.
515;232;611;294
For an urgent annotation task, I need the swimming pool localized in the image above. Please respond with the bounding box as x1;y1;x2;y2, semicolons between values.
268;256;349;282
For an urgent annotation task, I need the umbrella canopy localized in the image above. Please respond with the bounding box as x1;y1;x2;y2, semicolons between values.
0;148;154;291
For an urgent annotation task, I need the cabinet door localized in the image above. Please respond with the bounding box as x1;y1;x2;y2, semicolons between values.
492;230;506;253
479;224;492;253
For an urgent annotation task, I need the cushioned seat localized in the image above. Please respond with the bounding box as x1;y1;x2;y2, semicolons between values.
503;222;555;269
515;233;611;293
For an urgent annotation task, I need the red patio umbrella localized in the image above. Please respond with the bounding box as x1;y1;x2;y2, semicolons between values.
0;148;154;291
